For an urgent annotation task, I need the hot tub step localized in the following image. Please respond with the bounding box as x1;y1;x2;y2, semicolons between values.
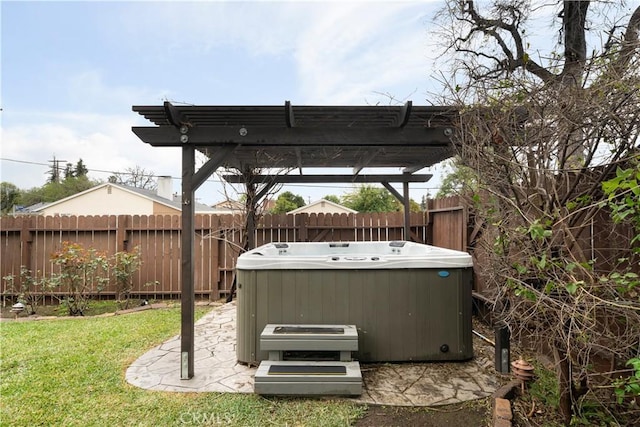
254;361;362;395
260;324;358;361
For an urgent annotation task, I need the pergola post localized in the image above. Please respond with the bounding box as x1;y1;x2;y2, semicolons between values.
181;145;196;380
179;145;236;379
403;177;410;241
381;179;414;242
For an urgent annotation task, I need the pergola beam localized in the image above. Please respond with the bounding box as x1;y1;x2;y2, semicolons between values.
164;101;188;127
255;181;277;201
294;147;303;173
382;174;413;239
285;100;296;128
381;182;404;202
192;145;236;189
393;101;412;128
223;174;433;184
403;165;426;174
353;149;382;175
132;126;453;147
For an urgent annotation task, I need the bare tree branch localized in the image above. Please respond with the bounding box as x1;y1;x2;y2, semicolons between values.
609;5;640;77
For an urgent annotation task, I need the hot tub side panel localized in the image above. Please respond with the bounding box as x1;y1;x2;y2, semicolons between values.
236;268;473;364
236;270;257;364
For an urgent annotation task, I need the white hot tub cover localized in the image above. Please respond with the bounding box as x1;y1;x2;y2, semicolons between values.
236;241;472;270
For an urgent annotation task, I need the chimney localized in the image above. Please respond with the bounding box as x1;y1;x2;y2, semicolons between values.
157;176;173;200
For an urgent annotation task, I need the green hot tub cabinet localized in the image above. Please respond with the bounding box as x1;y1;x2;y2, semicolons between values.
235;241;473;364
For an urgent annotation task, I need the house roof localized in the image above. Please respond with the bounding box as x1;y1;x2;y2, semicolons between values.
29;182;218;214
212;199;244;210
288;199;357;215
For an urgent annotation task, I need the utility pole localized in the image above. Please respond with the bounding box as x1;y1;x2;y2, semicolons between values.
47;156;67;183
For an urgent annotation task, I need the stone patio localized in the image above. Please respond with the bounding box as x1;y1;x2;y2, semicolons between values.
125;302;503;406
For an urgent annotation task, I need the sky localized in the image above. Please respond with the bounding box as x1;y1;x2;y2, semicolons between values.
2;1;637;206
1;0;458;206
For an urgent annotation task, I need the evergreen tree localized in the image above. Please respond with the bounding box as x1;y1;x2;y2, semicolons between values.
64;163;75;179
17;159;98;207
75;159;88;177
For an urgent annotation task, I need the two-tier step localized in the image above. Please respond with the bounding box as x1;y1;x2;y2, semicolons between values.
254;324;362;396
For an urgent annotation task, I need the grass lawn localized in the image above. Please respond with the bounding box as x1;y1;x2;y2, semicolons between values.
0;308;366;426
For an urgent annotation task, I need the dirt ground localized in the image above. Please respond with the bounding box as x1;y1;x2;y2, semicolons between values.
354;399;491;427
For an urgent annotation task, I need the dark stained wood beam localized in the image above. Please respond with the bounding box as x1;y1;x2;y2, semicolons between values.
403;165;427;174
394;101;412;128
294;147;303;173
180;145;195;380
255;182;276;201
381;182;404;203
285;100;296;128
164;101;188;127
192;145;236;190
180;144;232;381
353;149;382;175
403;179;411;240
132;126;453;147
223;174;433;184
382;178;412;241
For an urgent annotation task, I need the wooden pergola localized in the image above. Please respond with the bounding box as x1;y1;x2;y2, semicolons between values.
132;101;458;379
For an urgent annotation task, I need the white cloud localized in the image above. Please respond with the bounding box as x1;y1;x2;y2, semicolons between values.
2;1;446;205
112;1;438;104
292;3;436;104
1;112;180;187
64;69;159;112
115;1;304;59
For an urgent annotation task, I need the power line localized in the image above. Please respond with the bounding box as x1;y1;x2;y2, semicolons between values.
1;157;180;180
1;157;443;191
1;158;50;167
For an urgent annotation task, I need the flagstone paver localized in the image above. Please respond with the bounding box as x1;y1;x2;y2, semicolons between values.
126;301;503;406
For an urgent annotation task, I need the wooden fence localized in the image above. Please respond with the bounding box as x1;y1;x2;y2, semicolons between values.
0;197;468;301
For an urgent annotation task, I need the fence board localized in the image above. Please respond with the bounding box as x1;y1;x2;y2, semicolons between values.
1;206;457;301
429;197;467;251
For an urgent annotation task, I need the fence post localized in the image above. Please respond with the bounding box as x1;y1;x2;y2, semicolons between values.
20;216;33;272
116;215;130;252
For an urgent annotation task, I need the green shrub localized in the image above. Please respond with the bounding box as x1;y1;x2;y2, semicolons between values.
111;246;142;309
2;267;55;315
50;241;109;316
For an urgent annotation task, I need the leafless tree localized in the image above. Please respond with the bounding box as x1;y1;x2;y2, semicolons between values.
215;165;291;301
108;165;157;190
433;1;640;424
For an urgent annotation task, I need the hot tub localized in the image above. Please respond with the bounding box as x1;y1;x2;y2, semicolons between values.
235;241;473;364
